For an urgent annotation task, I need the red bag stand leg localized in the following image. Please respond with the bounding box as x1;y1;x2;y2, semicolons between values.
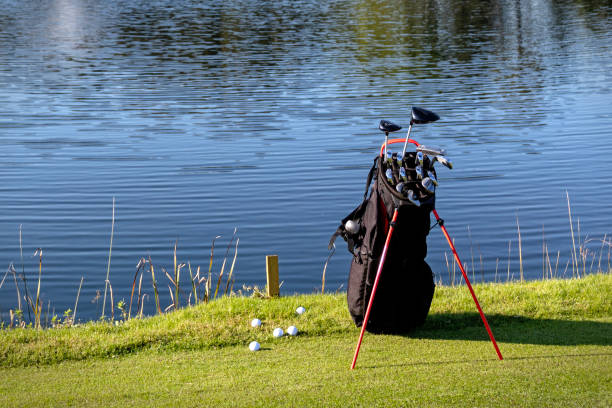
433;209;503;361
350;208;399;370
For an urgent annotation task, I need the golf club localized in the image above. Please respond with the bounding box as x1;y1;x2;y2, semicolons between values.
428;171;438;186
400;123;414;158
417;145;446;157
415;165;423;180
417;151;424;168
379;120;402;159
431;155;453;170
401;107;440;157
407;189;420;206
385;168;394;184
422;177;435;194
399;167;407;182
386;151;393;164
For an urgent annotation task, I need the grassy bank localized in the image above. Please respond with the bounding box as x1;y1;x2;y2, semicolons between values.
0;274;610;407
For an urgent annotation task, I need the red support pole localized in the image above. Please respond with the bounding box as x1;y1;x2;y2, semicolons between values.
350;208;399;370
433;209;503;360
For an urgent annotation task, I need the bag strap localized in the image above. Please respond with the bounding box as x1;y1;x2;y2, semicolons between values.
362;158;377;200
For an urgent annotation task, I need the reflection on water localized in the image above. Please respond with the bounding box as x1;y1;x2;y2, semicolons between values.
0;0;611;320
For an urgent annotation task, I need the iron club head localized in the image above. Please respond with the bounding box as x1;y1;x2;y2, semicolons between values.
399;167;407;182
407;190;420;207
385;168;394;184
432;155;453;169
427;171;438;186
417;145;447;157
422;177;435;194
415;165;423;180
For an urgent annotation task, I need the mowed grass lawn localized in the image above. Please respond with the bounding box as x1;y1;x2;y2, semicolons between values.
1;274;610;407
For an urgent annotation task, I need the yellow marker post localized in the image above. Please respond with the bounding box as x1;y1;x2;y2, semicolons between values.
266;255;279;297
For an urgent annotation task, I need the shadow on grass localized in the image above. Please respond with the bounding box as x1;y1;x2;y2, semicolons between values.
410;313;612;347
362;352;612;369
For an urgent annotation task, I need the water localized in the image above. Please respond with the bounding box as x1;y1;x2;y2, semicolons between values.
1;0;611;321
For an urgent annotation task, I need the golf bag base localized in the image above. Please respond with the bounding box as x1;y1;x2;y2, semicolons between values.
331;155;435;334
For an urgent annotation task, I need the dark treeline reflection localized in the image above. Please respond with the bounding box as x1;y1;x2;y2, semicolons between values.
2;0;608;130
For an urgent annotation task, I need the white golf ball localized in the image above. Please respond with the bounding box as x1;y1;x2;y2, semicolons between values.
273;328;284;338
251;318;262;328
287;326;298;336
249;341;260;352
296;306;306;315
345;220;360;234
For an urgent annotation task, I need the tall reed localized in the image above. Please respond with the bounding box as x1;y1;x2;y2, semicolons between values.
148;256;162;314
516;215;523;282
33;248;43;329
102;197;115;319
8;264;21;312
19;225;32;322
173;241;179;308
507;240;512;282
467;226;475;282
224;238;240;296
214;228;237;299
567;191;579;278
129;258;147;319
72;276;84;326
0;266;9;291
188;262;198;305
598;234;607;272
321;244;335;294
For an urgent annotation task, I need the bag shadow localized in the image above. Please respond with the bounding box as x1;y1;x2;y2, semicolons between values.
408;312;612;347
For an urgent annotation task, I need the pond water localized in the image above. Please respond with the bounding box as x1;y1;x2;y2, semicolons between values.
1;0;611;321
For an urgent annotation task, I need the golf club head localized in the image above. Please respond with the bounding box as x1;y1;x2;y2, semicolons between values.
379;120;402;133
345;220;360;234
399;167;407;182
379;121;400;159
416;151;424;167
411;107;440;125
415;165;423;180
417;145;447;157
422;177;435;194
385;168;394;183
428;171;438;186
407;190;420;207
433;155;453;169
396;152;403;166
395;182;405;194
386;151;393;164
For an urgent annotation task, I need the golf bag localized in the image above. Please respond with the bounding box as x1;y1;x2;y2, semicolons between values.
330;154;435;333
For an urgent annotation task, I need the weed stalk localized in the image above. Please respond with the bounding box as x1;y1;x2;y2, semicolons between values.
102;197;115;319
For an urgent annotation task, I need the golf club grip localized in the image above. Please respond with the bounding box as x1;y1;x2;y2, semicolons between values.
380;138;419;157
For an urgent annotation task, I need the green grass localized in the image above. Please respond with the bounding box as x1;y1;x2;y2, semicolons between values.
1;274;610;407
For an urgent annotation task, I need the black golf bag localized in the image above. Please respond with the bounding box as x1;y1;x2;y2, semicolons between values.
330;153;436;333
